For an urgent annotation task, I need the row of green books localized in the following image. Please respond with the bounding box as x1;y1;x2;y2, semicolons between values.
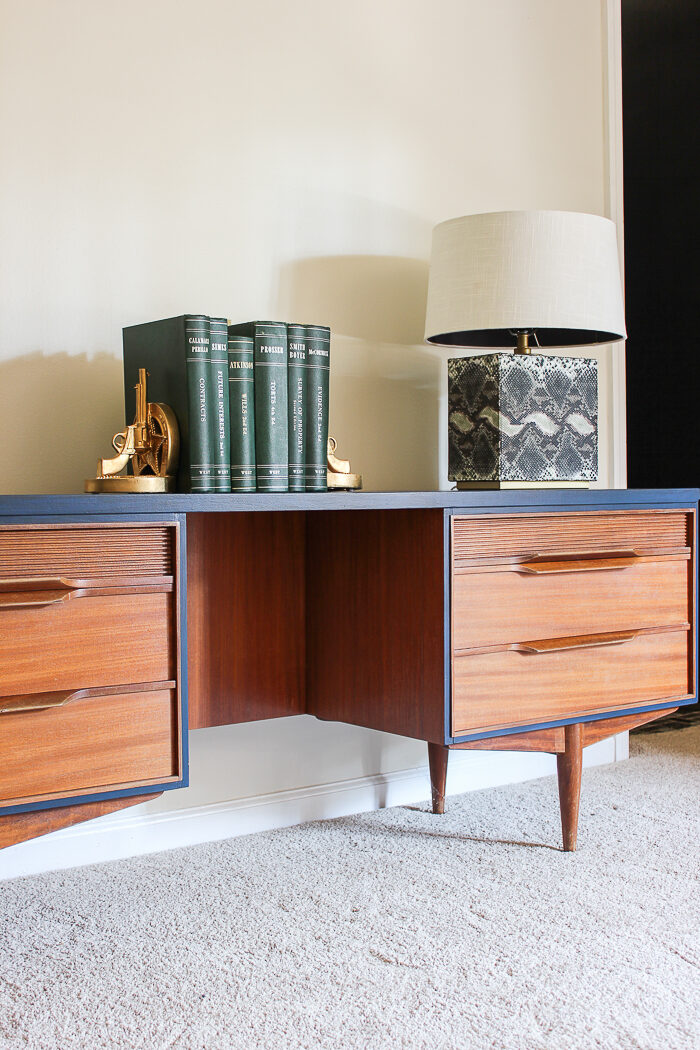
122;316;330;493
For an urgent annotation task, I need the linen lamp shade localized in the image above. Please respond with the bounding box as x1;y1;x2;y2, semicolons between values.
424;210;626;348
424;210;627;486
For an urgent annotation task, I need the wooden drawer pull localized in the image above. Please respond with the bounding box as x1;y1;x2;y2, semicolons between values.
0;680;176;714
514;550;641;575
0;690;87;713
0;577;88;609
512;631;638;655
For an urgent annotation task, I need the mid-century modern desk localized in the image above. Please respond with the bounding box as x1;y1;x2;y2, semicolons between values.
0;488;697;854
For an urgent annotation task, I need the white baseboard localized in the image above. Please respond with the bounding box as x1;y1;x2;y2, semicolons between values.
0;735;621;882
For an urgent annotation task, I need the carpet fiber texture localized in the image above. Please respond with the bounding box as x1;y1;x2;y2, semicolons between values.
1;727;699;1050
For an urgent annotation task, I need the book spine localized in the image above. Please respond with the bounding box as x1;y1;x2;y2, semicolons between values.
208;317;232;493
253;323;288;492
287;324;307;493
185;315;218;493
227;332;256;492
303;325;330;491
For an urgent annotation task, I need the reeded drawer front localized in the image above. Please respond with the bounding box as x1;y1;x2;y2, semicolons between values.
0;685;180;806
453;555;690;650
452;509;691;566
452;627;692;736
0;591;174;697
0;524;173;579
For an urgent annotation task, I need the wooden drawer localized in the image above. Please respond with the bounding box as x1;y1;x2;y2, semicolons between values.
452;627;692;736
0;523;173;579
0;684;180;806
452;509;691;566
0;521;184;817
0;590;174;696
453;554;690;650
0;522;178;700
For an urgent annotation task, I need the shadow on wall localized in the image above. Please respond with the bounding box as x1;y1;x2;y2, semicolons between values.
278;255;442;490
277;255;430;345
0;255;443;494
0;352;124;494
323;344;441;491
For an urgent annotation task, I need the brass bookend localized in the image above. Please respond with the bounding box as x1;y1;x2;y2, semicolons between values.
85;369;179;493
327;437;362;490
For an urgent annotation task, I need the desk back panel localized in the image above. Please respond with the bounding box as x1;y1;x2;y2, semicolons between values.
306;509;446;743
186;512;306;729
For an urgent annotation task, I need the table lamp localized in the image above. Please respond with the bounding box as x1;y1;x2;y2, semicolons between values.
424;210;626;487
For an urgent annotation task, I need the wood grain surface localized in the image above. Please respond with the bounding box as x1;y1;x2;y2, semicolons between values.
0;591;174;696
306;509;446;743
452;727;568;752
0;687;179;807
452;555;689;651
428;743;449;814
451;708;680;751
581;708;679;746
0;793;162;850
0;523;174;577
452;627;691;736
452;509;691;565
557;722;583;851
186;512;306;729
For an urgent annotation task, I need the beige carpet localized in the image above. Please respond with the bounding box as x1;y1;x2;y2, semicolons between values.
1;727;699;1050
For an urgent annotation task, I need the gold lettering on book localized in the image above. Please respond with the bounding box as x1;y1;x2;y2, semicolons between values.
199;376;207;422
241;391;249;436
216;369;226;453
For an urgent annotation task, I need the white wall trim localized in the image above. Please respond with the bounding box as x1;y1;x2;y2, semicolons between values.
604;2;629;764
603;0;627;489
602;0;630;762
0;738;618;882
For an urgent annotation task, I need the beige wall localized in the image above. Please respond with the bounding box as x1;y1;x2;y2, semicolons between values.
0;0;622;876
0;0;610;493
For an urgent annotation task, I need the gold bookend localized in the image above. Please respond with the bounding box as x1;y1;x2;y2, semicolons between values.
327;437;362;490
85;369;179;493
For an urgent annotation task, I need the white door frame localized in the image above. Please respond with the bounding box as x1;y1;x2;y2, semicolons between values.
603;0;627;488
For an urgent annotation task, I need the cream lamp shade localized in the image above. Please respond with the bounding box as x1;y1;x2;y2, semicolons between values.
424;210;626;348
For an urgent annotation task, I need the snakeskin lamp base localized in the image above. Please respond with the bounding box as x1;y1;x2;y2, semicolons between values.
447;353;598;484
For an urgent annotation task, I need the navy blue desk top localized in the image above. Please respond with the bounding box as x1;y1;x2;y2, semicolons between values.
0;488;698;517
0;488;697;518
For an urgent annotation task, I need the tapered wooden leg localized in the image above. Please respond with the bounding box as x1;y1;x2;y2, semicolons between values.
556;722;583;851
428;742;449;814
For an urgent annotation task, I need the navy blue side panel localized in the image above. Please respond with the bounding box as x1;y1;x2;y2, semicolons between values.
178;514;190;789
443;509;452;746
694;504;699;705
0;782;185;818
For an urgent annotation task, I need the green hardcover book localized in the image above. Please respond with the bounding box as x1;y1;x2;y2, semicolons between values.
122;314;228;493
303;324;330;491
208;316;232;493
229;321;288;492
227;330;256;492
287;323;307;493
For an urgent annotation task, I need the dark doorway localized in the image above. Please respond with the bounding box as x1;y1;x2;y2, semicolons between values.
622;1;699;487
